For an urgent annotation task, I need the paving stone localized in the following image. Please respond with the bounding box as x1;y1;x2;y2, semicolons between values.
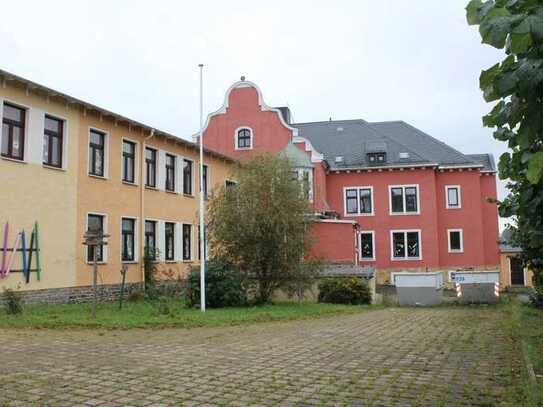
0;308;522;405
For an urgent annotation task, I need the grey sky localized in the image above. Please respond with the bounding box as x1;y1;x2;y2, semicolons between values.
1;1;508;204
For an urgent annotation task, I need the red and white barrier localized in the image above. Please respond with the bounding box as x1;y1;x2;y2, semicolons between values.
455;282;462;298
494;282;500;297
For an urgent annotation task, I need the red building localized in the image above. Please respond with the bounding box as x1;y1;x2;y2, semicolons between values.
198;79;500;283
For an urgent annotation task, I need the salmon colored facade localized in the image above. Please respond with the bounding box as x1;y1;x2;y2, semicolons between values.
199;79;501;283
0;69;235;295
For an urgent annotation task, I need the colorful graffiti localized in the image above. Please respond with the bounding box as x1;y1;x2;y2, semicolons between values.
0;222;41;282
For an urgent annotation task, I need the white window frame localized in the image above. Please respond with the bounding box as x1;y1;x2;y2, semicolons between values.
87;127;109;179
121;137;139;185
390;229;422;261
447;228;464;253
234;126;253;150
85;212;108;264
164;152;177;193
181;223;194;262
388;184;420;215
43;112;69;171
445;185;462;209
144;218;160;262
182;157;195;196
144;145;158;189
120;216;139;263
0;98;30;163
164;220;177;263
343;186;374;217
359;231;376;261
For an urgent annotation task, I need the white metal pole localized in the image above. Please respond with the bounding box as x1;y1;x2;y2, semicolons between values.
198;64;206;312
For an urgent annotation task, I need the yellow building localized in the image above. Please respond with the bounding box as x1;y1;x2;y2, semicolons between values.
0;69;235;302
499;230;534;288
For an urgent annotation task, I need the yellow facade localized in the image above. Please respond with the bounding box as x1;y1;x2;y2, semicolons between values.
499;251;534;288
0;71;235;293
0;82;79;291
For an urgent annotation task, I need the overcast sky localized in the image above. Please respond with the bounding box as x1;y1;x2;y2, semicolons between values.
1;1;509;212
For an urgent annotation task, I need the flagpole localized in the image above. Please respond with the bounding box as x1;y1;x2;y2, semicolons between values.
198;63;206;312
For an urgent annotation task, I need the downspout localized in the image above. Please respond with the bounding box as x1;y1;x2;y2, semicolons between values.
141;128;155;289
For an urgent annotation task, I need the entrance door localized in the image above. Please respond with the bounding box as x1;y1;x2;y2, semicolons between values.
510;257;525;286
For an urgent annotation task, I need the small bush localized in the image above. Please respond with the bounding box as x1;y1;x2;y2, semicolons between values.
186;260;248;308
2;289;23;315
529;273;543;308
318;277;371;305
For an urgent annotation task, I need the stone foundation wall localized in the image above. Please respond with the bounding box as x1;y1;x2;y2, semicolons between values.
0;281;186;305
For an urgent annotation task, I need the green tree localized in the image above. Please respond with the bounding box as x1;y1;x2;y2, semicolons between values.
206;155;318;304
466;0;543;291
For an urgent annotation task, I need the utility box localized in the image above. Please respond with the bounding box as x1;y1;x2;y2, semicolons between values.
393;272;444;306
451;271;500;304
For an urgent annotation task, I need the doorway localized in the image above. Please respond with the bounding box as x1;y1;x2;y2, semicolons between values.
510;256;525;286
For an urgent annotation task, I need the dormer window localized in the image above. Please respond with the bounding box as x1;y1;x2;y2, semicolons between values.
235;127;253;150
367;152;386;165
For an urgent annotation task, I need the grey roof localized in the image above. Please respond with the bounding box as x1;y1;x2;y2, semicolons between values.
293;119;492;171
499;229;522;253
279;142;312;168
466;154;497;172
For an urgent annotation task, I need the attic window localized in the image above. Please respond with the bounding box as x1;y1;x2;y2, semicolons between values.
335;156;344;163
337;127;344;132
399;152;410;159
367;152;386;165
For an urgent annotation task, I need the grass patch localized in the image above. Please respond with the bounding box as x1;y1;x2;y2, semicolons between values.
0;299;378;330
500;296;543;406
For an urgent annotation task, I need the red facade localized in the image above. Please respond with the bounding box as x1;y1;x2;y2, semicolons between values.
199;80;500;281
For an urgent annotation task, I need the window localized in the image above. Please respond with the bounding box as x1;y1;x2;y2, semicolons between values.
165;222;175;261
202;164;209;199
87;214;105;263
389;185;419;214
236;128;252;149
448;229;463;253
145;147;157;187
225;180;237;189
359;232;375;260
121;218;136;262
183;159;193;195
122;140;136;183
445;186;461;209
1;103;26;161
391;230;421;260
145;220;157;259
88;129;105;177
367;152;386;165
183;224;192;261
165;154;176;192
344;187;373;216
43;115;63;168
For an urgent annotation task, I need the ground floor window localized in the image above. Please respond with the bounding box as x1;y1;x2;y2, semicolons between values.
121;218;136;262
447;229;463;253
183;224;192;261
391;230;421;260
87;214;105;262
359;231;375;260
145;220;157;258
165;222;175;261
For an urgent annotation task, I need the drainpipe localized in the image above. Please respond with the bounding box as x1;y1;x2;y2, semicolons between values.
141;128;155;290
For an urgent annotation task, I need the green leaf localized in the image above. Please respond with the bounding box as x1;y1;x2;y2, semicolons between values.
466;0;484;25
494;127;514;141
483;101;505;127
527;151;543;184
498;152;512;178
496;71;518;94
510;31;533;53
479;7;513;48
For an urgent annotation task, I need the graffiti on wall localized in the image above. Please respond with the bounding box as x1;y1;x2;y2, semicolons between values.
0;222;41;283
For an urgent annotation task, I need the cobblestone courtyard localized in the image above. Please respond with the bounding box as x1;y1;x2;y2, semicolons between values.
0;307;522;406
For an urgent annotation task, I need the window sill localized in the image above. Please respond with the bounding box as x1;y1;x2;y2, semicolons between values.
235;147;253;151
122;260;138;264
165;260;177;264
122;181;138;187
448;250;464;254
182;259;193;263
145;185;158;191
389;212;420;216
1;156;26;164
183;194;195;198
446;206;462;210
360;258;376;262
345;213;375;217
86;261;107;265
391;257;422;261
43;164;66;172
88;174;108;180
165;189;177;195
